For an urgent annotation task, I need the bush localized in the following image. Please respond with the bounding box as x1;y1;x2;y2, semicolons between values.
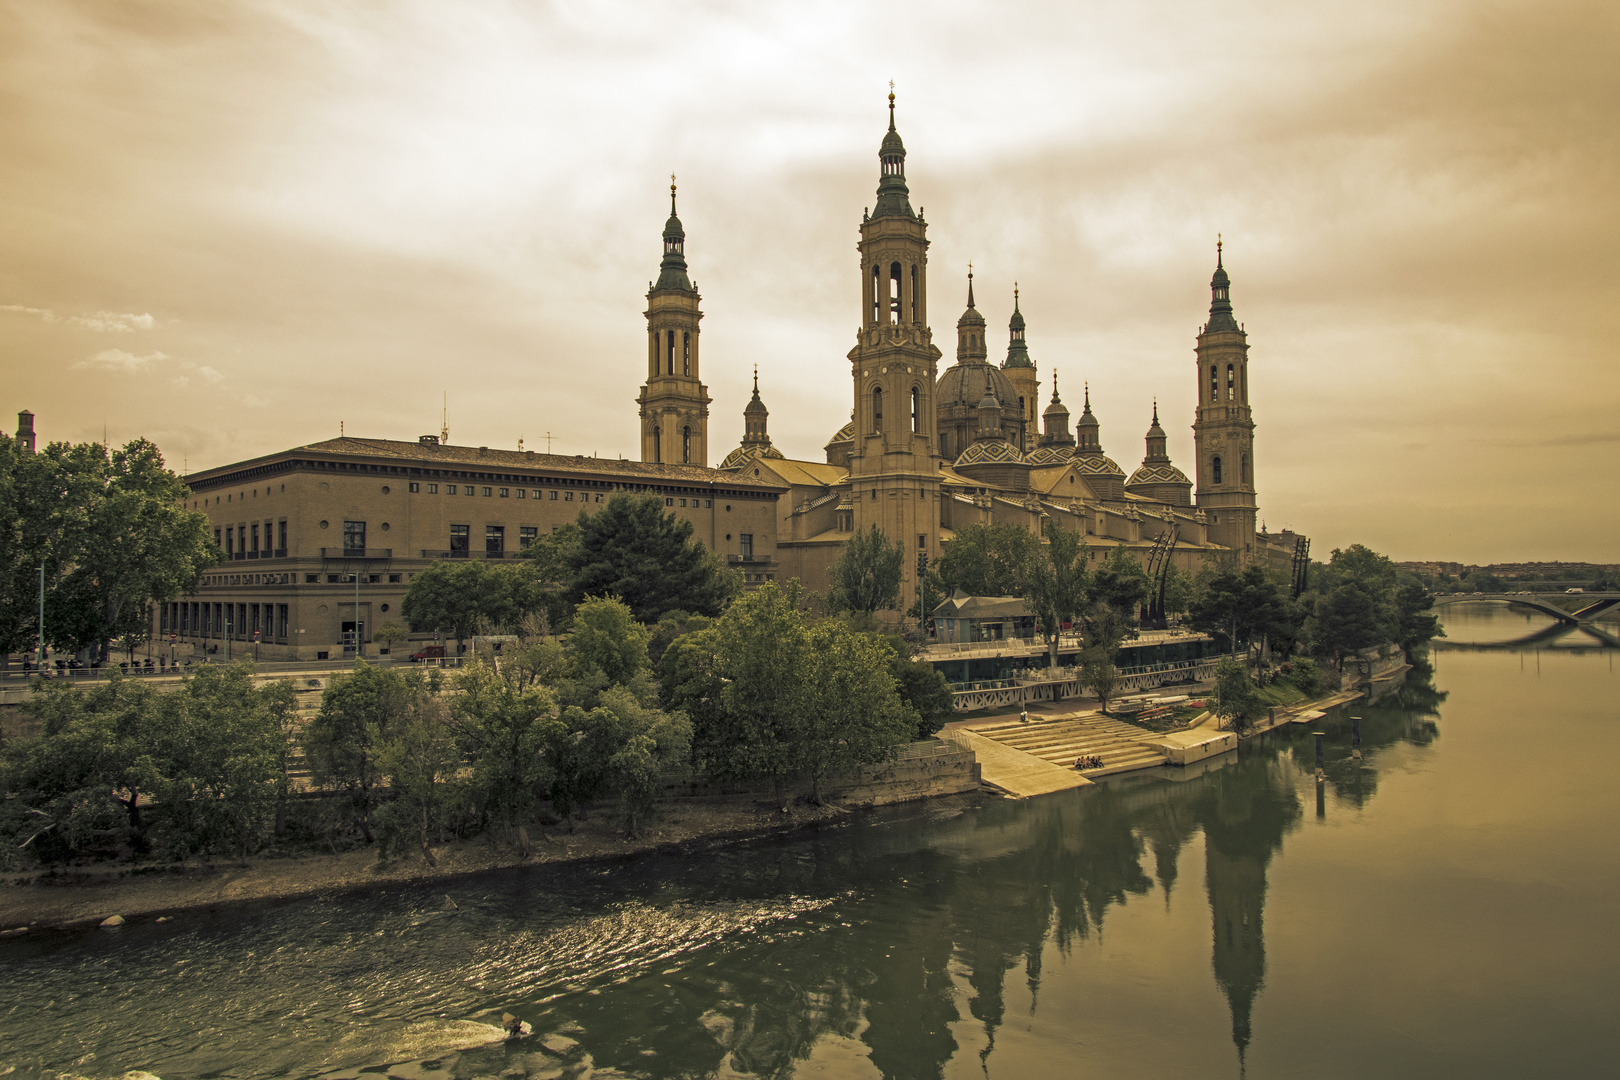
1284;657;1325;696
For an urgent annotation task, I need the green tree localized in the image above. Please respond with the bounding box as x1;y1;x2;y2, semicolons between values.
1090;545;1152;625
936;521;1038;598
401;559;537;654
590;685;691;837
1213;656;1263;733
826;525;905;614
1308;584;1383;669
1162;562;1195;620
1188;562;1294;674
799;622;917;803
0;437;218;660
1078;644;1120;713
372;621;411;655
1023;521;1089;669
304;663;417;842
569;595;651;688
373;691;462;866
450;659;558;855
567;492;740;623
518;520;582;631
889;651;955;739
1393;581;1444;661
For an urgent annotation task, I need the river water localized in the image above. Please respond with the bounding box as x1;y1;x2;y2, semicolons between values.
2;603;1616;1079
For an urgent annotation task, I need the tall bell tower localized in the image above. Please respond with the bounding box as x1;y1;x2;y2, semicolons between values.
638;180;711;466
1192;240;1258;558
847;90;944;611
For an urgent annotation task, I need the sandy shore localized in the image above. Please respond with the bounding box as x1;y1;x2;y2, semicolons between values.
0;799;863;932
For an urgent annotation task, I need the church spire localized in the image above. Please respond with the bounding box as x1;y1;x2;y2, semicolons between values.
1206;234;1238;332
655;176;694;293
1004;283;1033;369
871;85;914;220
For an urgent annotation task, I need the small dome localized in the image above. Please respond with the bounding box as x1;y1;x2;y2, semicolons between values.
720;444;785;471
663;212;684;240
1026;445;1075;466
825;421;854;448
1073;454;1126;478
1043;394;1070;420
1128;463;1191;487
955;439;1026;467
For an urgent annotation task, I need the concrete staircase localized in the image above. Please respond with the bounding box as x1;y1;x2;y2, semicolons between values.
967;713;1169;778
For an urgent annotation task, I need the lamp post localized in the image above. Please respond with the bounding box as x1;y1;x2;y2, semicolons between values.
225;607;233;663
36;563;45;672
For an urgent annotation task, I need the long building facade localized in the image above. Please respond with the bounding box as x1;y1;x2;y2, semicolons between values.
127;92;1300;660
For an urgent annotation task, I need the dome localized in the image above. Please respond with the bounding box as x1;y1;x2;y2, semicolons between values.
1025;445;1075;466
720;444;784;471
1073;454;1126;478
825;420;854;448
937;363;1020;413
954;439;1026;467
1128;463;1191;487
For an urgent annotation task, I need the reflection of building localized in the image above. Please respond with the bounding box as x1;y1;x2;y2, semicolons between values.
1206;842;1267;1065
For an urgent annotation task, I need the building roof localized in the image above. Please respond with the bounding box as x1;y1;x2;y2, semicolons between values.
187;436;784;492
1127;463;1192;487
755;456;848;489
931;593;1032;620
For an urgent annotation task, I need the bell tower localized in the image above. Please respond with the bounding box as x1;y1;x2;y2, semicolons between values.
638;179;711;466
846;89;943;612
1192;239;1258;558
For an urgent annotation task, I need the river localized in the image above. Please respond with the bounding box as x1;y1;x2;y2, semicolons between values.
2;602;1616;1079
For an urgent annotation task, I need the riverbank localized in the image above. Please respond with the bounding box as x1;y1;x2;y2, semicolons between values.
0;797;911;933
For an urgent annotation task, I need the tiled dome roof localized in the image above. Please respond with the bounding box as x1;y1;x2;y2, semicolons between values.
720;444;784;471
954;439;1026;467
1127;463;1191;486
825;421;854;448
1025;445;1075;466
1073;454;1125;478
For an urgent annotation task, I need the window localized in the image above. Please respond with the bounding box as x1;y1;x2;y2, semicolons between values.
305;573;319;583
871;263;881;324
327;574;340;584
704;499;712;508
1210;365;1218;402
594;493;603;503
486;525;505;556
889;261;902;323
919;533;926;549
1241;453;1249;484
367;574;381;584
666;497;674;506
482;486;492;497
872;386;883;432
450;524;470;557
653;426;661;463
682;331;690;376
1226;364;1235;402
388;573;401;583
679;498;687;507
427;483;438;494
682;425;691;464
409;482;420;493
911;386;921;433
226;527;235;555
250;523;260;554
516;489;525;499
278;520;287;554
666;329;676;376
446;484;457;495
549;490;558;500
343;520;366;556
1212;456;1223;484
214;528;222;549
519;526;537;548
565;491;574;501
277;604;288;640
910;265;918;321
739;533;754;560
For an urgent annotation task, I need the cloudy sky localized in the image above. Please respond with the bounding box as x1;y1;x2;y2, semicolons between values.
1;0;1615;563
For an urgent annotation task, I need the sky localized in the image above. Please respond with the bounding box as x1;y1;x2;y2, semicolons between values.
1;0;1615;564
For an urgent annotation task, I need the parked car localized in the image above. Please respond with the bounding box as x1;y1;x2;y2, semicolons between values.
1565;587;1585;594
409;644;448;661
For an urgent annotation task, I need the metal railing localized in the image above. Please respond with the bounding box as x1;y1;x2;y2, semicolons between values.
320;548;393;559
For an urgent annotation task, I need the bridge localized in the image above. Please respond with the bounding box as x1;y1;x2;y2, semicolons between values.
1434;622;1620;651
1431;592;1620;625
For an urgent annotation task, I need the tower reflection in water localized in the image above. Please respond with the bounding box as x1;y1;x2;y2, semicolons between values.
517;677;1444;1079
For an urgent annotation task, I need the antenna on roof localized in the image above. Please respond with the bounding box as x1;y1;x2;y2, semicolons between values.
441;392;449;444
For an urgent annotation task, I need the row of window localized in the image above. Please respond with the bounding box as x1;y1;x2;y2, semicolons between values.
163;601;289;642
218;519;288;557
871;260;921;325
1208;363;1245;404
1209;454;1250;485
869;385;925;435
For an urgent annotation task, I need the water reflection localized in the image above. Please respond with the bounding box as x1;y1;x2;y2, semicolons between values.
1436;602;1620;651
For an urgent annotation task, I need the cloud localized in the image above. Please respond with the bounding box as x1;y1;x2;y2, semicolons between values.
74;349;169;373
1;304;156;331
179;361;225;384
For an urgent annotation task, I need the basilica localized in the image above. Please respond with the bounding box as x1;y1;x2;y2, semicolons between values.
640;93;1304;615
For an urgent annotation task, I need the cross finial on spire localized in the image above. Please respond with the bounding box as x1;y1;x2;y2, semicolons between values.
1152;397;1159;422
1084;382;1091;409
1014;281;1019;306
1217;232;1223;268
670;174;677;215
966;262;976;308
752;363;759;394
1052;368;1060;401
888;81;896;130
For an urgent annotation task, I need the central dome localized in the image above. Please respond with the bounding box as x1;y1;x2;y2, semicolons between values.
936;363;1020;413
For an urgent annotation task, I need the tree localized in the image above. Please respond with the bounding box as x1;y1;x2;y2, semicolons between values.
826;525;904;614
936;522;1038;598
589;686;691;837
0;436;218;660
1162;562;1195;621
1023;521;1089;668
798;622;917;803
1308;584;1383;669
401;559;537;654
1188;562;1294;674
568;596;651;688
1078;644;1120;713
1212;656;1263;733
372;622;411;655
1089;545;1151;626
1392;581;1444;661
518;521;583;631
373;690;462;866
449;659;559;855
889;651;955;738
567;492;740;622
304;662;416;842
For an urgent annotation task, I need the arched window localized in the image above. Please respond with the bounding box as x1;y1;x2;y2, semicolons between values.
941;431;950;458
1226;364;1235;402
1210;365;1218;402
872;386;884;433
871;264;881;325
652;427;661;464
682;332;691;377
682;426;691;464
910;266;918;322
1240;453;1249;484
911;386;921;433
1212;456;1223;484
889;262;902;324
666;330;675;376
